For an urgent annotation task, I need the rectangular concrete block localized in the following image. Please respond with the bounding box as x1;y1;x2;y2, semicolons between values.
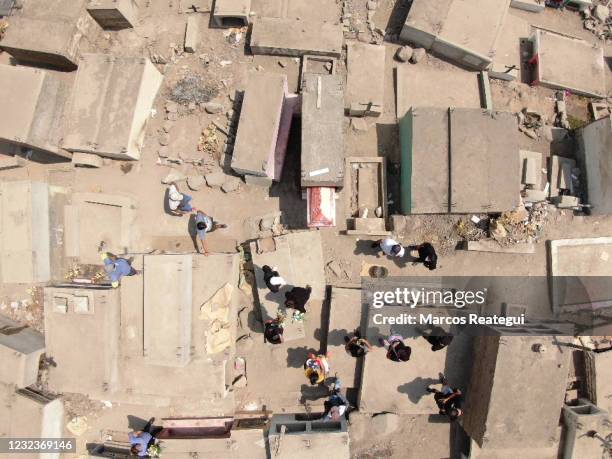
345;43;385;117
0;315;45;387
524;188;547;203
400;0;509;70
519;150;543;189
0;155;26;170
63;54;163;160
576;116;612;215
466;239;535;254
212;0;251;27
250;17;343;58
400;108;449;214
450;109;520;213
144;255;193;367
0;181;50;284
0;64;70;158
510;0;545;13
530;28;606;98
44;287;121;396
87;0;138;29
301;74;344;187
184;15;200;53
0;0;97;70
72;152;104;168
232;73;287;178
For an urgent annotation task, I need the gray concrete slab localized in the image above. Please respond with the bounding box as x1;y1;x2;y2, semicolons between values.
0;316;45;388
345;43;385;117
0;64;69;158
0;384;64;448
395;65;481;120
117;253;238;410
435;0;510;70
402;107;449;214
490;11;530;79
328;287;364;389
213;0;251;27
519;149;544;189
466;240;535;254
0;181;51;284
577;116;612;214
44;287;121;397
0;0;97;70
450;109;520;213
143;255;193;367
64;192;136;264
250;17;343;58
232;73;287;178
464;336;571;450
531;28;606;98
63;54;163;160
301;74;344;187
548;237;612;315
400;0;510;70
250;231;325;342
87;0;138;29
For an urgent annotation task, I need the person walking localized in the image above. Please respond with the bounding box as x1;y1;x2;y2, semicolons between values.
167;182;195;216
379;335;411;362
262;265;286;293
194;210;227;255
409;242;438;270
344;330;372;357
303;352;330;386
426;374;464;421
372;238;405;258
129;418;161;457
285;285;312;314
100;251;137;288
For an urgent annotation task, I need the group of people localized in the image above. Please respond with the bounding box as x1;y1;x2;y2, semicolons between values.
167;182;227;256
262;265;313;344
372;239;438;270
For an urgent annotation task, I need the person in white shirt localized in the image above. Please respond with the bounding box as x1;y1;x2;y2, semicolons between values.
167;182;195;216
372;238;405;258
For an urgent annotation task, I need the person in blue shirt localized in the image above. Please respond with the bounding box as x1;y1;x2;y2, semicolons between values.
194;210;227;256
128;417;158;457
101;252;137;288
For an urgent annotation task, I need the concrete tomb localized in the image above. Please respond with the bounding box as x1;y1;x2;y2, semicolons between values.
62;54;163;160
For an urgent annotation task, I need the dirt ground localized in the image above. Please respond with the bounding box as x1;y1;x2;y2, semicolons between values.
1;0;612;457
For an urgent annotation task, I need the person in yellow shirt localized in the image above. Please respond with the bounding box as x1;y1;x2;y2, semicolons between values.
303;352;330;385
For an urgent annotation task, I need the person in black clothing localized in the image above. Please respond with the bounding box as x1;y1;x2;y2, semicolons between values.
426;374;464;421
424;334;453;351
262;265;286;293
344;330;372;357
284;286;312;314
264;317;284;344
379;336;411;362
409;242;438;270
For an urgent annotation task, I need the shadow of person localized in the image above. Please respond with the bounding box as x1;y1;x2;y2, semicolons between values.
286;346;315;368
187;212;198;251
353;239;380;256
397;376;439;404
326;328;352;347
127;415;149;431
299;384;329;404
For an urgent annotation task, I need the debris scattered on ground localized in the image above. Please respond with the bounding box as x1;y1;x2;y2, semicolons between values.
198;123;221;161
517;107;543;139
169;74;219;105
494;202;550;244
582;3;611;40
